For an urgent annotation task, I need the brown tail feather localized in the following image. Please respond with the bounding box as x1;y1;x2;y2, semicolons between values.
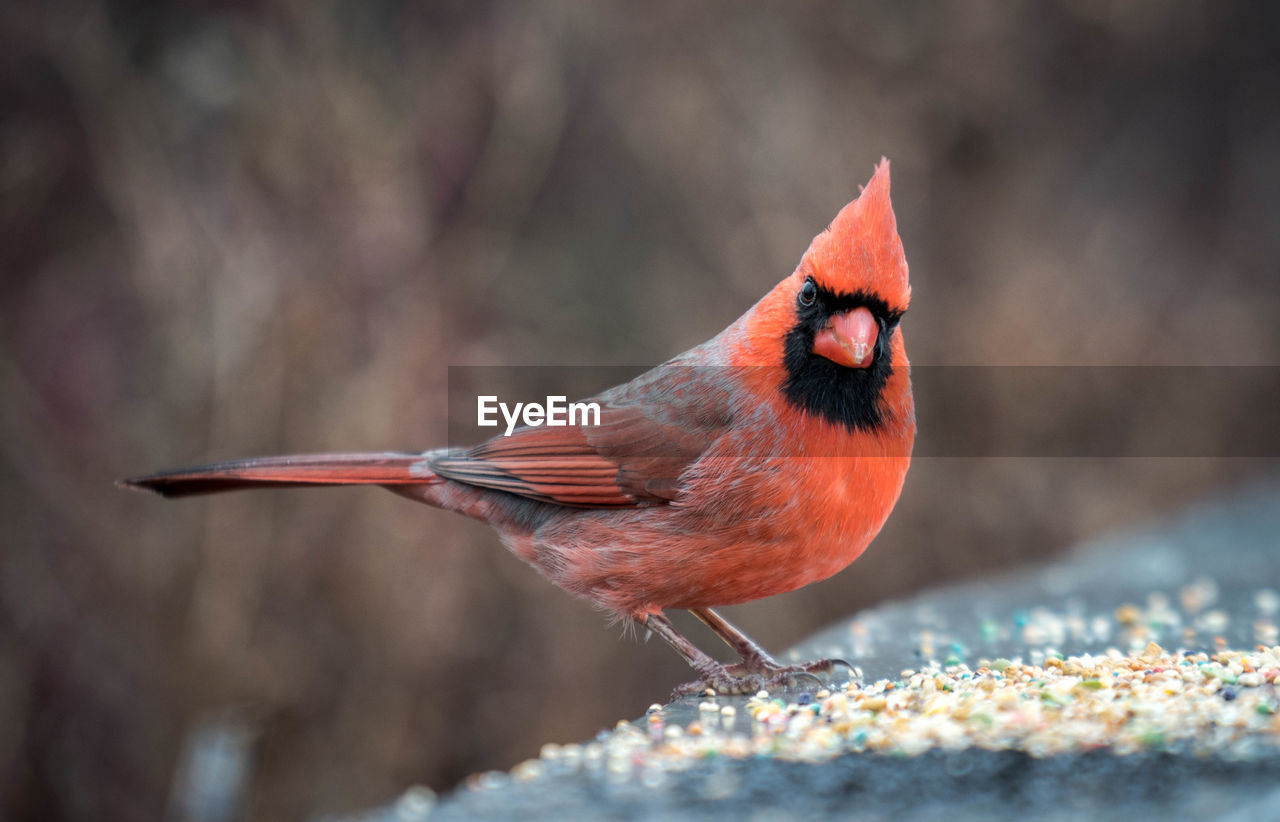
118;452;440;498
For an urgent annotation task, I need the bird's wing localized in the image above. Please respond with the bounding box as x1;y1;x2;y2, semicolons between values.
427;367;733;508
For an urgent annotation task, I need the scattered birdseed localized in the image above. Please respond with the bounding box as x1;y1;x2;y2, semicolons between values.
1115;604;1141;625
474;642;1280;790
1180;577;1219;614
465;565;1280;793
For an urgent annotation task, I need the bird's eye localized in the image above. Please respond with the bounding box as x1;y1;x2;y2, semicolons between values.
798;278;817;307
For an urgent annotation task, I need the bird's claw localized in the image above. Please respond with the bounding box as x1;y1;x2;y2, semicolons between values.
671;657;855;700
672;671;766;698
804;657;857;678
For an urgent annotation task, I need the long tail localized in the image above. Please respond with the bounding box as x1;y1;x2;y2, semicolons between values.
119;452;440;498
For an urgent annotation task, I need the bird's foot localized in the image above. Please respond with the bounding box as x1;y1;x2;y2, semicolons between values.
671;667;770;698
742;655;857;679
671;657;856;699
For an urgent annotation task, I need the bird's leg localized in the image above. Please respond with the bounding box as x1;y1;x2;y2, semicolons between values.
644;612;768;697
689;607;780;671
690;607;856;684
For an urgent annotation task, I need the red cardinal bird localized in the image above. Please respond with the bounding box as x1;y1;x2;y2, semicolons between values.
123;159;914;695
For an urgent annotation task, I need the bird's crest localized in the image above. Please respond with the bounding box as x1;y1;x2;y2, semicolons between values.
802;158;910;312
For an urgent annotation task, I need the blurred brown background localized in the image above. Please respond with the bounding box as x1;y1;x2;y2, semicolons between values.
2;1;1279;820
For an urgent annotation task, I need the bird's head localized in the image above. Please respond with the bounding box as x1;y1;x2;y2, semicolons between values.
791;157;910;367
735;158;913;436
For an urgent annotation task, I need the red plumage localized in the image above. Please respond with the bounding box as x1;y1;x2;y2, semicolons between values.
123;159;915;694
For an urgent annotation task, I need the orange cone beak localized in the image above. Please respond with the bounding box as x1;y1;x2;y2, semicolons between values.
812;306;878;369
